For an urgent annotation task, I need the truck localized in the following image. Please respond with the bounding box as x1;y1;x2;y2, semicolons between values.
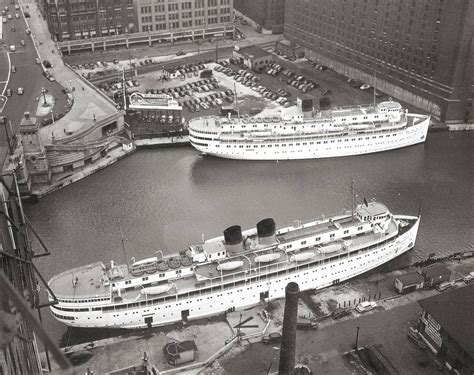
296;318;318;330
199;69;213;78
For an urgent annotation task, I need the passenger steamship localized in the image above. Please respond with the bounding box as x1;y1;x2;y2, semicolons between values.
48;199;420;329
187;99;430;160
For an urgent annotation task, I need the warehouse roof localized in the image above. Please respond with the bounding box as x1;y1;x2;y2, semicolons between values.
421;264;451;278
418;284;474;358
236;45;272;59
396;272;424;285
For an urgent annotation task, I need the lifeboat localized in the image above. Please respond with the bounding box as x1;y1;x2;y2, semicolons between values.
254;253;281;263
217;260;244;271
140;284;173;296
290;251;315;262
317;243;342;254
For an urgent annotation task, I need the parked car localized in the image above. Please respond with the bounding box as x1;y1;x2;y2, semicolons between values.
356;301;377;313
17;87;24;95
6;89;12;97
176;50;186;56
331;308;351;320
360;84;371;90
436;281;455;292
11;65;16;73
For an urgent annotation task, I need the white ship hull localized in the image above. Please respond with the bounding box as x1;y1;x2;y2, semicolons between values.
50;215;420;329
189;114;429;160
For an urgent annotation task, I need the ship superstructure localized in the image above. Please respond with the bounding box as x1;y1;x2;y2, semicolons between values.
187;99;430;160
48;200;420;328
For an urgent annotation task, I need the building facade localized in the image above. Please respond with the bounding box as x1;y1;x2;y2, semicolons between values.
135;0;233;34
43;0;138;41
417;285;474;374
284;0;473;123
44;0;234;43
234;0;285;32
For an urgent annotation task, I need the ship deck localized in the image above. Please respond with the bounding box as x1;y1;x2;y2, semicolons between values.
49;262;112;299
50;216;416;303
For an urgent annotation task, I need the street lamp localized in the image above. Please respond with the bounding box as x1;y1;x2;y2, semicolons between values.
41;87;47;106
354;326;360;352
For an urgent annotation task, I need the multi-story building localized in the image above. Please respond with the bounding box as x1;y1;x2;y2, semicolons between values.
135;0;233;34
44;0;234;45
284;0;473;123
43;0;138;41
234;0;285;32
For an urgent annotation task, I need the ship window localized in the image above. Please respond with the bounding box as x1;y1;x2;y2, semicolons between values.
125;280;131;285
330;234;335;238
315;237;320;241
301;241;307;245
358;226;363;230
142;277;148;281
344;230;349;234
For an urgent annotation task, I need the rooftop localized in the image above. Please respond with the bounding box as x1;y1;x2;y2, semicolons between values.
396;272;424;285
236;45;273;59
421;264;451;277
418;284;474;358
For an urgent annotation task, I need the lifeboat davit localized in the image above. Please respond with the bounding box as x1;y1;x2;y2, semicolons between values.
217;260;244;271
254;253;281;263
290;251;315;262
317;243;342;254
140;284;173;296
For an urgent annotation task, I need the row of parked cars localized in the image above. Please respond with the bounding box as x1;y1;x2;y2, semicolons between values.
281;69;319;93
144;78;219;100
264;62;283;76
181;90;234;113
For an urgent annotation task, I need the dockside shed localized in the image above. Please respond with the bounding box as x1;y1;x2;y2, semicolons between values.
163;340;197;366
394;272;425;294
233;45;274;72
421;264;451;288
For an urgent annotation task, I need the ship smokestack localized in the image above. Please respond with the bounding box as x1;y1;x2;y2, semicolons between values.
297;97;313;119
256;218;276;246
278;282;299;375
223;225;243;253
319;97;332;117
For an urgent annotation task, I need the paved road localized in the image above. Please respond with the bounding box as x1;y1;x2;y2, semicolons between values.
221;302;441;374
0;0;68;159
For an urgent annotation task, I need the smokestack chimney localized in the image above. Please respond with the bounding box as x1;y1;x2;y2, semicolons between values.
278;282;299;375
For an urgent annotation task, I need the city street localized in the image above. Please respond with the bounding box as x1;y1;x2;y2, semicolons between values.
0;0;67;157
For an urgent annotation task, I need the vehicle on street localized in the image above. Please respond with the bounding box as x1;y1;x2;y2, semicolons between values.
359;84;371;90
176;50;186;56
11;65;16;73
17;87;24;95
262;332;282;345
25;28;31;35
332;308;351;320
435;281;455;292
6;89;12;97
35;57;41;64
463;272;474;284
296;318;318;330
356;301;377;313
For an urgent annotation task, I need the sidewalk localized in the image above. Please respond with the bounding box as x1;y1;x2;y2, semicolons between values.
18;0;121;146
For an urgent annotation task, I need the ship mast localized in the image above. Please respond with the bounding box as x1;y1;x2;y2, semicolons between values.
119;222;130;273
351;180;356;221
234;82;240;119
373;70;376;109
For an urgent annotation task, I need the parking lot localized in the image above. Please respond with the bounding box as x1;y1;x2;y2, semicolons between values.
70;47;432;132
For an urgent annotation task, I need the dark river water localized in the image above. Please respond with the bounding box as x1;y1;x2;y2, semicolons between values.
24;131;473;346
